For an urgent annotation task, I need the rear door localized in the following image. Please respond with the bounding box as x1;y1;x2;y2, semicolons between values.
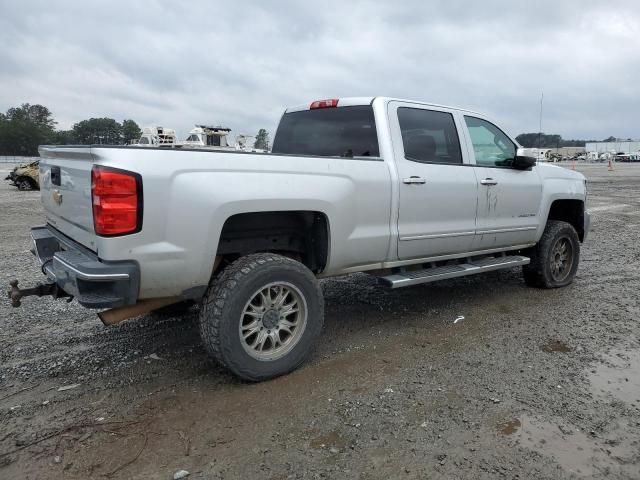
461;116;542;249
389;102;478;260
39;146;97;250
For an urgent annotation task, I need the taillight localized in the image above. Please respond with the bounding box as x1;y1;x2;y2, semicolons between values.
310;98;339;109
91;166;142;236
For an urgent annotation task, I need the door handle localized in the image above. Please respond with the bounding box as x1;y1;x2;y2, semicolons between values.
402;176;426;185
480;178;498;186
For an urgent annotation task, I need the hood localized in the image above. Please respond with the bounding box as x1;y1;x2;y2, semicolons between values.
536;162;585;181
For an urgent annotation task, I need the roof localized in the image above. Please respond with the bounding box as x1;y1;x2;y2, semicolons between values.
284;96;481;115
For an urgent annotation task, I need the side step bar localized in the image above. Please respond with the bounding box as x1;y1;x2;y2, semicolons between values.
380;255;530;289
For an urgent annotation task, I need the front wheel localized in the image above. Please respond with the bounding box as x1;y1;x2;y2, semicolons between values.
523;220;580;288
198;253;324;381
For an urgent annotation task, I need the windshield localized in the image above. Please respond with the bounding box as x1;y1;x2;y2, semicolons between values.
272;106;379;157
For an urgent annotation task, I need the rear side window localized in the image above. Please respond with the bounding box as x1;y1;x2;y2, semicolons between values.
398;108;462;165
272;106;379;157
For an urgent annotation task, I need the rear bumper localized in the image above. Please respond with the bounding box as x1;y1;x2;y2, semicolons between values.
31;225;139;308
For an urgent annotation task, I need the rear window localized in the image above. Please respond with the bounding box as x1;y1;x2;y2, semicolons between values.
398;108;462;165
272;106;379;157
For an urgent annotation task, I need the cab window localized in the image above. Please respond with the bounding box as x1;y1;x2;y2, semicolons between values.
397;108;462;165
272;106;379;157
464;116;516;167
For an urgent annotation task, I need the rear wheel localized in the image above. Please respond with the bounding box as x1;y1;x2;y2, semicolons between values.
199;253;324;381
523;220;580;288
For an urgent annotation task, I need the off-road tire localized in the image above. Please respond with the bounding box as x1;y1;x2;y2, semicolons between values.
199;253;324;381
523;220;580;288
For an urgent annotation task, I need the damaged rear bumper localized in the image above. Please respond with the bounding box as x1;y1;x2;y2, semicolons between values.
28;225;139;308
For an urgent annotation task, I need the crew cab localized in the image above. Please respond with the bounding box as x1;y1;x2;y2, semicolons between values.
9;97;590;381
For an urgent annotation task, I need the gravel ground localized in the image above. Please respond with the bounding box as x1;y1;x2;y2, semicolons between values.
1;162;639;479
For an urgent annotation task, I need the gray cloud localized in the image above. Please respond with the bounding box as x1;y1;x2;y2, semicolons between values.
1;0;639;140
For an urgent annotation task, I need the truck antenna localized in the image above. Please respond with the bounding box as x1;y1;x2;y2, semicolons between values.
537;91;544;148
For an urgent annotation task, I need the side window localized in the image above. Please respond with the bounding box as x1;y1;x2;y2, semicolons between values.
397;108;462;165
464;116;516;167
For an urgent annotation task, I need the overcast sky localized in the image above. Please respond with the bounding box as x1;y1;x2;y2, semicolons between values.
1;0;639;141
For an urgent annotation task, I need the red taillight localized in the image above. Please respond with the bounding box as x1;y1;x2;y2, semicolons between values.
310;98;339;109
91;166;142;236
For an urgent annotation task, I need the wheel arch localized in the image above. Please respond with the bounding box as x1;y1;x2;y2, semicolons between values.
544;199;585;242
214;210;331;276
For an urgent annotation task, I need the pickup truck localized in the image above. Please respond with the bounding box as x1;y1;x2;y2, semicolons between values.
9;97;590;381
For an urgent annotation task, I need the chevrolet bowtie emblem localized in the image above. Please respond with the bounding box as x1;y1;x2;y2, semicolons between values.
52;189;63;205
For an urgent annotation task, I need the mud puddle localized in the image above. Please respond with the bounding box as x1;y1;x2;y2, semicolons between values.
504;415;637;477
589;349;640;404
541;339;573;353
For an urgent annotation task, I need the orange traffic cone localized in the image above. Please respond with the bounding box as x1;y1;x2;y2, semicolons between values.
608;159;614;171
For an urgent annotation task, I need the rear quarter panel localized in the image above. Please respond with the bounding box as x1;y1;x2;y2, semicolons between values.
90;147;392;299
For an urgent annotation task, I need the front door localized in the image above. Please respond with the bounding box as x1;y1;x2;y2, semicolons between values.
390;103;478;260
462;115;543;250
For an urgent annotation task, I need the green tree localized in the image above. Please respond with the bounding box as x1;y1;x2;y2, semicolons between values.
72;118;123;145
254;128;269;150
0;103;56;155
51;130;77;145
122;119;142;144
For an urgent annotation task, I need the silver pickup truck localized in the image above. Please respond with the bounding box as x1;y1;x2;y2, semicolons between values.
9;97;590;381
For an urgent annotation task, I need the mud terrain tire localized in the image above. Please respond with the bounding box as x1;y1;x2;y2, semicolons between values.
199;253;324;381
523;220;580;288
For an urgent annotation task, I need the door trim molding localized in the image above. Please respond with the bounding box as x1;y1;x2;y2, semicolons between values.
400;231;475;241
476;226;537;235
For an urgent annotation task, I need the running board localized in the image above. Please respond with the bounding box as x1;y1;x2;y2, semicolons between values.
380;255;530;289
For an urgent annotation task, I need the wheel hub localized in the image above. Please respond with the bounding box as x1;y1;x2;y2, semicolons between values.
262;309;280;329
550;237;574;281
239;282;308;361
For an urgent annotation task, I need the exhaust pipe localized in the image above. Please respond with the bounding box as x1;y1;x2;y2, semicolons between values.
98;297;182;326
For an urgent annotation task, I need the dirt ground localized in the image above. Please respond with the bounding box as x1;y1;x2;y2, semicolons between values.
1;162;639;479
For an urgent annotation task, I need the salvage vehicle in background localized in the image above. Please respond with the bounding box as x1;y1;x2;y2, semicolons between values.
8;97;591;381
5;160;40;190
132;126;177;147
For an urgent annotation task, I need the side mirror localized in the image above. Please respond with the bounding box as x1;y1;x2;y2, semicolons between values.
513;155;536;170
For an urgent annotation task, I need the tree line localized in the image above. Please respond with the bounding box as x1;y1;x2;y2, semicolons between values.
0;103;272;155
0;103;142;156
515;133;625;148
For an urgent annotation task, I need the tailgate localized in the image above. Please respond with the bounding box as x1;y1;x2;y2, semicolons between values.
38;146;97;251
